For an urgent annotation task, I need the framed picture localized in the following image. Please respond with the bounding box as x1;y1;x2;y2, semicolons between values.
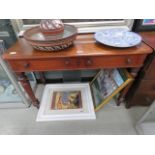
133;19;155;32
142;19;155;26
90;69;133;112
51;90;82;110
36;83;96;121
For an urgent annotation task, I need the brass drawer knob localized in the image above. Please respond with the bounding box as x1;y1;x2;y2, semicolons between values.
23;62;30;68
86;59;93;65
125;58;132;65
64;59;70;65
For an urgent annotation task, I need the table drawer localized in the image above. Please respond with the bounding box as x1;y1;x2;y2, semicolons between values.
8;58;78;72
8;55;146;72
82;55;146;69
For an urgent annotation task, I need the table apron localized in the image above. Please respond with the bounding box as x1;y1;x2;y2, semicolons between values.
7;55;147;72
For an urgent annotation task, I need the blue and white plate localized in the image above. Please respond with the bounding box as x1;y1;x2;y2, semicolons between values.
94;28;142;48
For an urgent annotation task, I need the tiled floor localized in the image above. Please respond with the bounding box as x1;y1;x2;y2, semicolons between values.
0;85;149;135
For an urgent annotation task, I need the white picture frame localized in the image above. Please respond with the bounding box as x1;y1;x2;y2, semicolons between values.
36;83;96;121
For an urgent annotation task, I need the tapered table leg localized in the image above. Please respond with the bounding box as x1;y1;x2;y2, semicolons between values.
16;72;40;108
39;72;46;84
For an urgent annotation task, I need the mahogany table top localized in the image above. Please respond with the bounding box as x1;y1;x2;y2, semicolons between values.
3;34;153;60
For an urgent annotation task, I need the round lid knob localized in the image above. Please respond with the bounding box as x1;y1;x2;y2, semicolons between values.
40;19;64;35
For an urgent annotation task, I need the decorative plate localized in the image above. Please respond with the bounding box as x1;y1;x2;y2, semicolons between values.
94;28;142;48
23;24;77;51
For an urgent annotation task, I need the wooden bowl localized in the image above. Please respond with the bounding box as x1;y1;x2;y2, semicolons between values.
23;24;77;51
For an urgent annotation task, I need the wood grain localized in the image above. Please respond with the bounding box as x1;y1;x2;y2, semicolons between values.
3;34;152;60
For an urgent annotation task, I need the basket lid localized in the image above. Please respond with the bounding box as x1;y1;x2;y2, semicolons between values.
40;19;64;35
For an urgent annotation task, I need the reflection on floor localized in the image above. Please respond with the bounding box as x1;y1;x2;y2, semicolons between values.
0;84;149;135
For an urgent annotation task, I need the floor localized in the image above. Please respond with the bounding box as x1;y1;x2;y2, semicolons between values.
0;85;149;135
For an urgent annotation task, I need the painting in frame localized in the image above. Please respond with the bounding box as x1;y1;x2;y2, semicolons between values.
133;19;155;32
51;90;82;110
90;69;133;112
36;83;96;121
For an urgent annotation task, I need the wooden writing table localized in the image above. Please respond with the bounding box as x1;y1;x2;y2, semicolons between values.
2;34;153;108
